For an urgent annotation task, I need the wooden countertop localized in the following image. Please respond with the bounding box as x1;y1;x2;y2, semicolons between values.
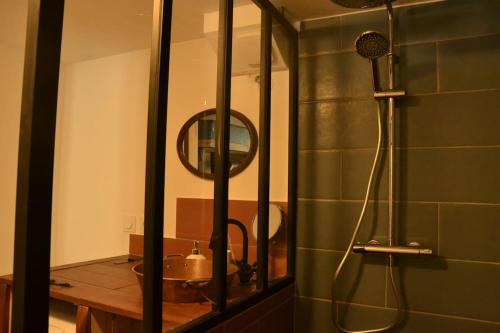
0;256;217;331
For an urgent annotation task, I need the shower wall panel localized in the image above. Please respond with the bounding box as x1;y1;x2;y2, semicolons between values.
296;0;500;331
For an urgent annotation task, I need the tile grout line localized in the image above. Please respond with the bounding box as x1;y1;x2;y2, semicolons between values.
297;246;344;253
297;296;500;326
339;151;343;200
299;31;500;59
436;41;440;93
299;0;445;21
445;258;500;266
299;145;500;153
338;15;343;51
336;300;340;331
297;197;500;207
437;202;441;256
300;148;376;153
299;87;500;104
300;40;435;58
300;96;374;104
296;246;500;266
384;256;388;307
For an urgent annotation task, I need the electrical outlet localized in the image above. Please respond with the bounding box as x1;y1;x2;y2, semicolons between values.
122;215;136;233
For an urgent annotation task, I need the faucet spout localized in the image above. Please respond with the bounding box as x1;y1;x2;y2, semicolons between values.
209;218;255;284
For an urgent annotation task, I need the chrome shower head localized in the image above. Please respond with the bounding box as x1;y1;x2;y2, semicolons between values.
355;31;389;60
355;31;389;92
330;0;395;9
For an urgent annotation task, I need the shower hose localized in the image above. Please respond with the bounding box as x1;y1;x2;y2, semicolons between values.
331;101;403;333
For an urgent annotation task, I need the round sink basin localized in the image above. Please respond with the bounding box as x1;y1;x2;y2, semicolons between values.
132;258;239;303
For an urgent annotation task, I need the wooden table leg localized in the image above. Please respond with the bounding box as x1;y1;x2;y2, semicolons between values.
0;284;11;333
76;305;90;333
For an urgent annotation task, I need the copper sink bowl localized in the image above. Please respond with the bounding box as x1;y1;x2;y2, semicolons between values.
132;258;239;303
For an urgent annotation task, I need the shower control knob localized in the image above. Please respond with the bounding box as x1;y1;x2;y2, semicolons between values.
408;241;421;247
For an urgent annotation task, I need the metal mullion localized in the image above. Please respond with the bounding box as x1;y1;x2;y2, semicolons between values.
143;0;173;332
212;0;234;312
11;0;65;332
256;8;272;291
287;33;299;277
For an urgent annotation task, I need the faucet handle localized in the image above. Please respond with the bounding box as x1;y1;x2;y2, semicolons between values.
164;253;184;260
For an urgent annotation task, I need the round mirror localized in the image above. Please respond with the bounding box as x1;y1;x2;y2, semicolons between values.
251;204;283;240
177;109;258;179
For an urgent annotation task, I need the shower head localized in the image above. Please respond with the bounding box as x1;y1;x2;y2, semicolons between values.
355;31;389;60
330;0;395;9
355;31;389;92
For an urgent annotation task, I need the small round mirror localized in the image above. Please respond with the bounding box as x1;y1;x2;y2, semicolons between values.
177;109;258;179
251;204;283;240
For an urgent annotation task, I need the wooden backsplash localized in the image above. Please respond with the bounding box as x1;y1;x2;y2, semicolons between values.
175;198;288;247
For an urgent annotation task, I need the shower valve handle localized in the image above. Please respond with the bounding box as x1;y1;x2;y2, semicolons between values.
374;90;406;99
353;243;433;256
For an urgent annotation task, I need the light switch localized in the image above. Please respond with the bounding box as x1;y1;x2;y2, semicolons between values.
123;215;136;233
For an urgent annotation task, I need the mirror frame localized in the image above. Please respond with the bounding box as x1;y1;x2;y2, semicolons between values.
176;108;258;180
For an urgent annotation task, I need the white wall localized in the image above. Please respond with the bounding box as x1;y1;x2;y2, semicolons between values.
50;49;150;266
0;47;151;273
0;43;24;276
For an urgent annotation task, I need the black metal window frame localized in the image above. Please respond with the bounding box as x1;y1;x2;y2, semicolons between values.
11;0;65;332
10;0;297;332
177;0;299;331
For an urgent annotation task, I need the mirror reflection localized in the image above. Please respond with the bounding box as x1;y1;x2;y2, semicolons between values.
177;109;258;179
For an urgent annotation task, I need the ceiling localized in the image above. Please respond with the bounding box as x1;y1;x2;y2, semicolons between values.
0;0;443;63
272;0;445;21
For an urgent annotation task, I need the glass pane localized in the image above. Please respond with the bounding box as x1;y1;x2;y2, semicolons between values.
0;6;28;331
0;0;27;278
269;17;291;283
50;0;153;330
227;0;262;303
163;0;223;328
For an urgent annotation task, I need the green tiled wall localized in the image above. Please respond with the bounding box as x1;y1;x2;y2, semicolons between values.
296;0;500;331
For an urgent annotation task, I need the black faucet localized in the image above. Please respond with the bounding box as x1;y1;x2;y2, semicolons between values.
209;218;256;285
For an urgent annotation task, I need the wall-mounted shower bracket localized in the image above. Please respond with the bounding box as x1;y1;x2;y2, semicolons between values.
353;242;433;256
374;90;406;99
